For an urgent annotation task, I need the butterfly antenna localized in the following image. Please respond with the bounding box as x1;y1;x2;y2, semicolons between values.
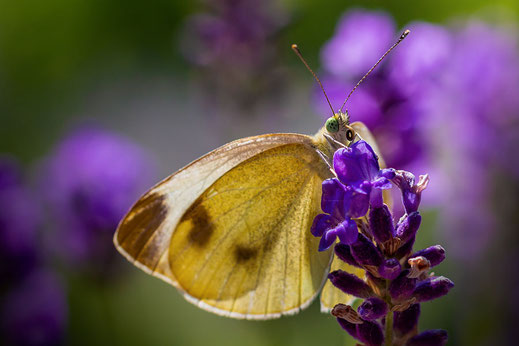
292;44;335;117
339;29;410;113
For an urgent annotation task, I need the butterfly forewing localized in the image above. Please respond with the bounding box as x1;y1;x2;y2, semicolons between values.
115;134;334;319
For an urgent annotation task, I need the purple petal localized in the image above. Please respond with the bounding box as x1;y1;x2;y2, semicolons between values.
393;304;421;337
328;270;373;298
321;10;395;78
334;244;361;267
336;317;359;340
378;258;402;280
372;177;392;189
413;276;454;302
333;141;380;187
369;204;395;243
336;219;359;245
409;245;446;267
358;297;388;321
389;270;417;302
318;229;338;251
350;233;383;267
356;320;384;346
321;178;346;215
311;214;332;237
345;189;370;218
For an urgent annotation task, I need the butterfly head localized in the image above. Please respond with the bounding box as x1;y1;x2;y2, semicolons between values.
324;111;357;147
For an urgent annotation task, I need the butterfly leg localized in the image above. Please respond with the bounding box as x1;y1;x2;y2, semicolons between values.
323;133;348;150
316;149;336;176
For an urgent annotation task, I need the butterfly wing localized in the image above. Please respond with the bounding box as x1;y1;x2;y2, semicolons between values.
319;256;365;312
114;134;334;320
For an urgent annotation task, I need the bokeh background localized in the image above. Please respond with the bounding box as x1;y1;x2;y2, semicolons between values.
1;0;519;345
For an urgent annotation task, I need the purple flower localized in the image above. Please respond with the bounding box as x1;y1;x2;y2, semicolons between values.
328;270;373;298
181;0;289;109
41;126;156;268
312;140;452;343
356;320;384;346
378;258;401;280
409;245;446;267
393;304;421;337
333;141;395;208
0;269;67;346
0;157;40;280
311;179;359;250
388;22;451;97
391;170;429;214
321;10;395;78
413;276;454;302
357;297;388;321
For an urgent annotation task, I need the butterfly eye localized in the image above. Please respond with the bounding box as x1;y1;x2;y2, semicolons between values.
346;129;355;141
325;117;339;133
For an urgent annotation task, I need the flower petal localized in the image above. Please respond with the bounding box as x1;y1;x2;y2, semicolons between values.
336;219;359;245
311;214;332;237
333;141;380;187
321;178;345;215
319;229;338;251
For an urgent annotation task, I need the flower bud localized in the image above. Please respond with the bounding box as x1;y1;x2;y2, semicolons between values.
393;304;420;337
334;244;361;268
369;204;395;243
356;320;384;346
409;245;446;267
389;270;417;302
358;297;388;321
328;270;373;298
336;318;359;339
413;276;454;302
378;258;401;280
395;212;421;243
350;233;383;267
406;329;448;346
391;171;429;214
395;236;415;259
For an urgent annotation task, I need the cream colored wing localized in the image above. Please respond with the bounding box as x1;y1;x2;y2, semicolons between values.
319;256;365;312
114;134;334;320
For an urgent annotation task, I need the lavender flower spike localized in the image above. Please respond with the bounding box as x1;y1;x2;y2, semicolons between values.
311;138;453;344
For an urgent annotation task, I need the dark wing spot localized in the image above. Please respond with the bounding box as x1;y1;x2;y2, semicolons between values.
183;199;214;247
117;193;168;259
234;245;258;263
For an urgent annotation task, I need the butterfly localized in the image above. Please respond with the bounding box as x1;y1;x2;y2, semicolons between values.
113;33;408;320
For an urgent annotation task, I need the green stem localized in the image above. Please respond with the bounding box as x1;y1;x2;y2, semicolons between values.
385;308;393;346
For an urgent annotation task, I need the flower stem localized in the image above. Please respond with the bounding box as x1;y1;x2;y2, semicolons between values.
385;308;393;346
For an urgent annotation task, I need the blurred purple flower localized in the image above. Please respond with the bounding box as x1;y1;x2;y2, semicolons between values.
1;269;66;346
0;157;40;280
41;126;156;269
427;22;519;259
181;0;289;109
321;10;395;78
